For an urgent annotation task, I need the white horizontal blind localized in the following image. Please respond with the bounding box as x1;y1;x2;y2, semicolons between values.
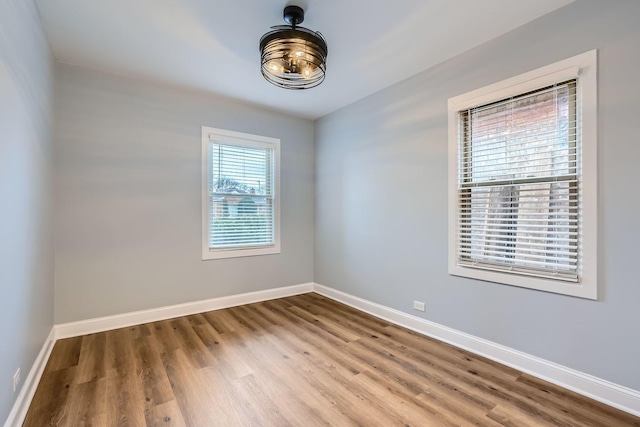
208;140;274;250
457;80;579;281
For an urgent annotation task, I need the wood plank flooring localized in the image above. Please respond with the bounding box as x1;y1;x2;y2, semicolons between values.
24;293;640;426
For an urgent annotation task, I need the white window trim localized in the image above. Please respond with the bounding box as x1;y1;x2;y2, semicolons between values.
201;126;281;260
447;50;598;299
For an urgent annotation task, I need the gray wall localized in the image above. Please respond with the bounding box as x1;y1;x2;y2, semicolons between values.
0;0;54;422
54;63;314;323
315;0;640;391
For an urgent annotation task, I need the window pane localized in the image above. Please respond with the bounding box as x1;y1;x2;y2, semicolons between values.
465;83;575;183
460;182;577;274
209;142;274;249
210;144;272;195
457;80;579;281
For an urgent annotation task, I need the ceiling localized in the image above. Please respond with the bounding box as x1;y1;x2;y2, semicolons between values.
35;0;574;120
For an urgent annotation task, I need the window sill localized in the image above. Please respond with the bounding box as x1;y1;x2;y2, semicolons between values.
202;244;281;260
448;263;597;300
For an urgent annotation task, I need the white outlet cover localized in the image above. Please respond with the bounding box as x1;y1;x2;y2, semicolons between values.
413;301;426;312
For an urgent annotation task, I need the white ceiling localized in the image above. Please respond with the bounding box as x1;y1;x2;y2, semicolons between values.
36;0;574;120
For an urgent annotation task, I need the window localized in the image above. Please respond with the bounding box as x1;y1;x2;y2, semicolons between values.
448;50;597;299
201;127;280;260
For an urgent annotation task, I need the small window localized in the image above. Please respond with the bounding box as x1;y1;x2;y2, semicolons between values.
201;127;280;260
448;51;597;299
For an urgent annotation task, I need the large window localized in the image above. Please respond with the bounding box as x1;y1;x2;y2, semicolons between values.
201;127;280;260
448;51;597;299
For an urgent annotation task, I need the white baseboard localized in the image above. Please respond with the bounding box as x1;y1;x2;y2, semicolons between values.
4;327;56;427
312;283;640;417
55;282;314;339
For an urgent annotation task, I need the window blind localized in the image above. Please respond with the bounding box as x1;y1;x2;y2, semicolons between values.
208;141;274;250
456;80;579;281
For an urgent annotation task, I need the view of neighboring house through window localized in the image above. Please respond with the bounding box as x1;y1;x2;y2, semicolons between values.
202;127;280;260
448;51;597;299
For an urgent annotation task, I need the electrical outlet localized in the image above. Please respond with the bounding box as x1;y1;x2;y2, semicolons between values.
12;368;20;393
413;301;426;312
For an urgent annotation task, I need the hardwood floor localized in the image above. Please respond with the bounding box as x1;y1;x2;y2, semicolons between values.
24;293;640;426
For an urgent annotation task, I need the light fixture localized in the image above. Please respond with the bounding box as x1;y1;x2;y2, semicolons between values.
259;5;328;90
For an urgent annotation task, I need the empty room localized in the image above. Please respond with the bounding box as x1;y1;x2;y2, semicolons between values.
2;0;640;425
